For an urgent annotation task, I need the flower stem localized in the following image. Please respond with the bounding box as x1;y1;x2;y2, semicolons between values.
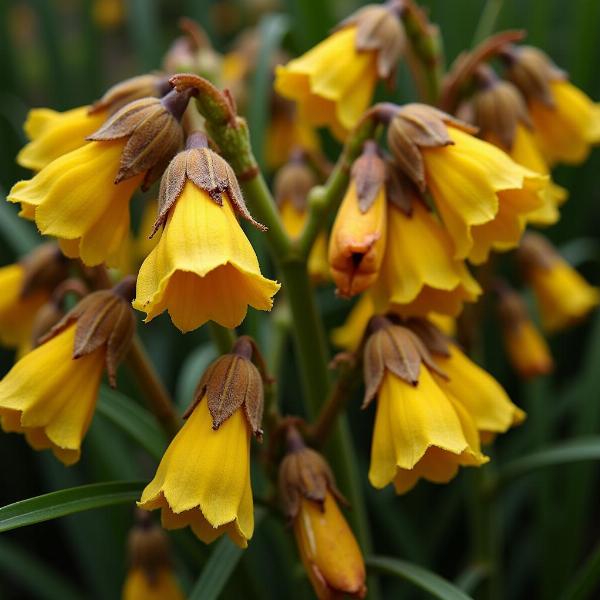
208;321;236;354
126;335;181;438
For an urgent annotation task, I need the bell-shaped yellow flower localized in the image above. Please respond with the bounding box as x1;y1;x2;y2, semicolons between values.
123;568;184;600
134;142;280;331
372;202;481;317
17;106;107;172
138;398;254;547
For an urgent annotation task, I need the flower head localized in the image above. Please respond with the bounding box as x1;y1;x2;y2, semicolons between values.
279;428;366;600
139;337;265;548
518;233;600;332
133;133;280;331
0;278;136;464
275;3;404;139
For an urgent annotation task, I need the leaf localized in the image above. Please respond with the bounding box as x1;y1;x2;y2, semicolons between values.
560;539;600;600
366;556;473;600
188;508;265;600
97;386;167;461
0;481;144;533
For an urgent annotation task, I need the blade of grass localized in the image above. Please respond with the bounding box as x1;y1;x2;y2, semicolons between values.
561;538;600;600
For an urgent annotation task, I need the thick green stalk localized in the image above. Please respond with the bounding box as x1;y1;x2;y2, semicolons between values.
208;322;236;355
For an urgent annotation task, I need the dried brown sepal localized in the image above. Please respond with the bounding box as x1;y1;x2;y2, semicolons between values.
501;45;566;108
278;428;346;520
273;153;317;213
495;285;529;332
337;4;406;80
152;141;265;236
192;353;264;437
387;103;476;191
128;510;172;585
41;278;136;387
30;301;65;349
89;74;172;116
19;243;69;299
516;232;558;275
351;141;386;214
88;91;191;189
385;164;421;216
362;317;446;408
403;317;451;357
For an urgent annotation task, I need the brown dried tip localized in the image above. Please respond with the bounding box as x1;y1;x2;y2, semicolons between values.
337;3;406;80
273;152;318;212
19;243;69;299
190;336;266;437
87;89;194;190
128;510;172;585
151;131;265;236
40;276;137;388
351;141;386;214
459;64;532;151
386;103;477;191
516;232;558;276
89;73;172;116
362;316;447;408
500;44;567;108
278;428;347;520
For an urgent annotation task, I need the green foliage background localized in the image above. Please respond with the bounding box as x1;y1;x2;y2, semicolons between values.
0;1;599;599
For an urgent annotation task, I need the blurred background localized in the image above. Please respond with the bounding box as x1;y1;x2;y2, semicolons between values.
1;1;600;598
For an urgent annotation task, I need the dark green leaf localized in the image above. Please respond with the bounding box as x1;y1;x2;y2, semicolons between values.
561;539;600;600
0;190;39;255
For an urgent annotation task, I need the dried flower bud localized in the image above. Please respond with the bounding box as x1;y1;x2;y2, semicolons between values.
41;276;137;387
189;336;266;437
89;74;172;116
19;243;69;299
127;510;172;583
88;89;194;189
273;152;317;213
337;3;406;80
362;316;446;408
386;103;476;191
501;44;566;108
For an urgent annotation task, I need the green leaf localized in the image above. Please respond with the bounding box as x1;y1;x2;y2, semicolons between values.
0;538;82;600
561;539;600;600
97;386;167;460
188;508;265;600
0;481;144;533
366;556;473;600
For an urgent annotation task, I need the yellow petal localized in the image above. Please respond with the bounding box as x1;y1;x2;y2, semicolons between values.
123;567;185;600
265;113;320;171
331;293;376;352
503;320;554;378
133;182;280;331
279;200;307;239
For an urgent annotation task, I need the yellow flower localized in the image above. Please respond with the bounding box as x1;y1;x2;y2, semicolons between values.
275;5;404;140
17;106;107;171
138;397;254;548
294;493;367;600
93;0;125;29
371;202;481;317
0;324;104;465
530;80;600;166
134;198;160;265
123;568;184;600
134;142;279;331
331;292;375;352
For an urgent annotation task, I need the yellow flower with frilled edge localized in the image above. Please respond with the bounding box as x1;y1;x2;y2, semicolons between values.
502;45;600;165
329;142;387;297
387;104;547;265
123;510;184;600
139;337;265;547
9;90;192;267
496;285;553;379
0;244;68;352
0;279;136;465
363;318;488;494
404;318;525;442
134;134;280;331
279;428;367;600
275;4;405;140
371;199;481;318
518;233;600;332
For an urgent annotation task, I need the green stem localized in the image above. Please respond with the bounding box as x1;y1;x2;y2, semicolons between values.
208;321;236;354
472;0;504;45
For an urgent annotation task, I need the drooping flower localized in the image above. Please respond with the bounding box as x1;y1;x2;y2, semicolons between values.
138;337;265;547
279;428;366;600
363;318;488;494
518;233;600;332
9;89;191;267
133;133;280;331
275;3;405;139
387;103;547;264
502;45;600;165
0;278;136;464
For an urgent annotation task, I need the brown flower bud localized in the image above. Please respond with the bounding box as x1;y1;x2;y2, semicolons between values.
19;243;69;299
516;231;557;274
337;3;406;79
88;89;194;189
41;276;137;387
188;335;267;437
151;131;265;236
386;103;476;191
273;152;317;213
89;74;172;116
501;44;566;108
362;316;446;408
